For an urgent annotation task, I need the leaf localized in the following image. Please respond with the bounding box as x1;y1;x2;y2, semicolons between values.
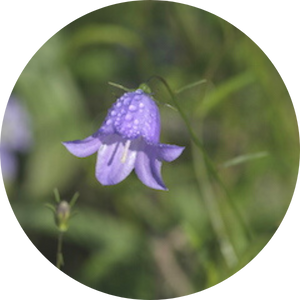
221;151;269;168
198;72;255;116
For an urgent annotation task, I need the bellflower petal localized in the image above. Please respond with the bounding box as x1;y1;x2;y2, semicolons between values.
135;142;167;190
95;134;137;185
63;134;101;158
157;144;185;162
63;88;185;190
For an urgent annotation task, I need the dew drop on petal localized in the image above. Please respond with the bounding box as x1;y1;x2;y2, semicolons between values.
125;113;132;121
129;104;137;111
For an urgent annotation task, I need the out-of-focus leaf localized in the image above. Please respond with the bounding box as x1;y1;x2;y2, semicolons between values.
221;151;269;168
66;24;147;55
198;72;255;116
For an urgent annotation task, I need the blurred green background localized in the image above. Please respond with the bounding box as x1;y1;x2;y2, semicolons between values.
3;1;299;299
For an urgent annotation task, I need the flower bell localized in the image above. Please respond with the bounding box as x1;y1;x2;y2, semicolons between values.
63;84;185;190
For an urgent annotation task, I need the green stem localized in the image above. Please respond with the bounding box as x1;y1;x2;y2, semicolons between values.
56;232;64;269
149;75;254;243
148;76;207;152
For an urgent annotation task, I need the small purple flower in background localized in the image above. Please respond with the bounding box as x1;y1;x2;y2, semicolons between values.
63;85;185;190
0;96;32;180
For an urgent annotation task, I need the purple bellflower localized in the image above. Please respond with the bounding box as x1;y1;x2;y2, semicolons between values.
63;85;184;190
1;96;32;180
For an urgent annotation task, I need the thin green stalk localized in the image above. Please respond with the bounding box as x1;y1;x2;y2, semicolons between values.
149;75;254;243
48;189;79;269
56;232;64;273
192;144;238;267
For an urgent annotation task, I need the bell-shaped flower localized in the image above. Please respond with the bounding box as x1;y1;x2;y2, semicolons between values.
1;96;33;180
63;87;184;190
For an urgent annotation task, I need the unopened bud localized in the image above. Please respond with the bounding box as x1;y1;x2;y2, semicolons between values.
55;201;70;232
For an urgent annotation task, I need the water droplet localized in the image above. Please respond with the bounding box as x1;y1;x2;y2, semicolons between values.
125;114;132;121
129;104;137;111
106;119;112;125
124;98;130;105
116;102;121;108
110;110;116;116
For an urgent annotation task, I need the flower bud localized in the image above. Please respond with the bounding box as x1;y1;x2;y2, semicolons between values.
55;200;71;232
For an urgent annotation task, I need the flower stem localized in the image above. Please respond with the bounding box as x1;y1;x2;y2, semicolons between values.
149;75;254;243
56;232;64;269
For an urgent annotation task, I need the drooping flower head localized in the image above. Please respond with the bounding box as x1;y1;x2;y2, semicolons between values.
63;84;184;190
